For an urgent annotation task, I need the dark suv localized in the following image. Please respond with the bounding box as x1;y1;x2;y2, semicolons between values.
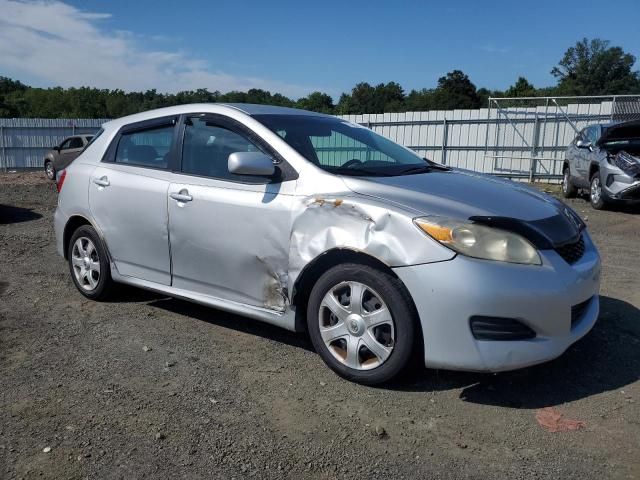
44;135;93;180
563;120;640;209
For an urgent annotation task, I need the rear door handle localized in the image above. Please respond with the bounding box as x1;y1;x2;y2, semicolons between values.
93;176;110;187
170;190;193;203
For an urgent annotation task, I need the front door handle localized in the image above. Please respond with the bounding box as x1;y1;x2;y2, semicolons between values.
170;190;193;203
93;176;110;187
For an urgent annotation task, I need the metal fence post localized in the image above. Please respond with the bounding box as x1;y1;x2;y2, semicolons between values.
0;125;6;172
611;96;617;121
529;114;539;182
441;118;448;165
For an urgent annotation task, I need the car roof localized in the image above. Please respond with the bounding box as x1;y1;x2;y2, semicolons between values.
101;103;333;131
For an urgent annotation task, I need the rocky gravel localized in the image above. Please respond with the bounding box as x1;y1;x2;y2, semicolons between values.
1;172;639;479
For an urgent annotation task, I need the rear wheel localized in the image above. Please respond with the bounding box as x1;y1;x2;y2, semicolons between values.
306;263;418;385
67;225;114;300
44;160;55;180
561;165;577;198
590;171;607;210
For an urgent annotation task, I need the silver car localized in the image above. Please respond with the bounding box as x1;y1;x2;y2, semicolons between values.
562;120;640;209
54;104;601;385
44;135;94;180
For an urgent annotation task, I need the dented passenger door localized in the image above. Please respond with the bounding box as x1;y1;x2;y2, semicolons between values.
167;114;297;311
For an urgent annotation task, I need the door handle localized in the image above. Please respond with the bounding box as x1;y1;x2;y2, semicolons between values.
170;190;193;203
93;176;110;187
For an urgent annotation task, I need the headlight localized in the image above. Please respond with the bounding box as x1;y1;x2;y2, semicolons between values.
414;216;541;265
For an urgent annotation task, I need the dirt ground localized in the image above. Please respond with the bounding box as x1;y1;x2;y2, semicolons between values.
1;171;639;479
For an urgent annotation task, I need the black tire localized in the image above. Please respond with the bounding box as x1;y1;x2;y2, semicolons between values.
561;165;577;198
306;263;418;385
589;171;607;210
67;225;114;300
44;160;56;181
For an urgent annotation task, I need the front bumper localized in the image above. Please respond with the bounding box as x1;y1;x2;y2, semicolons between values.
601;161;640;201
393;231;601;372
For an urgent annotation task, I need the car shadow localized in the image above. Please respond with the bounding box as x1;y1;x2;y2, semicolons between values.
390;295;640;407
573;192;640;214
110;287;639;404
0;204;43;225
146;295;315;353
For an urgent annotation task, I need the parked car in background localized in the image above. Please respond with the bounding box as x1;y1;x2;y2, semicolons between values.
563;120;640;209
54;104;600;385
44;135;94;180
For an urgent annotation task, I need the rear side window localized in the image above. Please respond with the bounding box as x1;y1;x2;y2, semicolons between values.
115;126;174;168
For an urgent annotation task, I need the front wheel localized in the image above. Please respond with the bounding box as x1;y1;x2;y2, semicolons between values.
44;161;55;180
306;263;418;385
561;166;577;198
590;172;607;210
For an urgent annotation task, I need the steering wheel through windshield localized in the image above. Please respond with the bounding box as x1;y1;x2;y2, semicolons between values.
342;158;363;168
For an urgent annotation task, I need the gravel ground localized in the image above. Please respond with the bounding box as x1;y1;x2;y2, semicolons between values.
1;172;639;479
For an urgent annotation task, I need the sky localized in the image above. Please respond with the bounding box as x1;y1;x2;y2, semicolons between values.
1;0;639;99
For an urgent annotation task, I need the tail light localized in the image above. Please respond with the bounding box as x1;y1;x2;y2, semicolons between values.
56;169;67;193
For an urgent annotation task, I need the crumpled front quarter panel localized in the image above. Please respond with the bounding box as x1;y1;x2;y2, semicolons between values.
287;169;455;290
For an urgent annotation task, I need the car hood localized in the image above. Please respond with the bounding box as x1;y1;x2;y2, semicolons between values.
342;169;584;248
598;120;640;147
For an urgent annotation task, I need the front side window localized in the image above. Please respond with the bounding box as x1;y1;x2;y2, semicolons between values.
585;125;600;144
181;116;268;182
255;114;428;176
59;138;72;150
115;125;174;168
68;137;84;149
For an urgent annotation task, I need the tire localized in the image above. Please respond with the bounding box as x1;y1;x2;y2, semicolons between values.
561;165;577;198
67;225;114;300
44;160;56;181
306;263;418;385
589;171;607;210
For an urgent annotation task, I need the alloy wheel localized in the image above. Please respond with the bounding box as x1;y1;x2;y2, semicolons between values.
71;237;101;291
318;281;395;370
591;176;602;204
45;162;54;179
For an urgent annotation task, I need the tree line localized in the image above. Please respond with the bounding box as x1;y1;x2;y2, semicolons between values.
1;38;638;119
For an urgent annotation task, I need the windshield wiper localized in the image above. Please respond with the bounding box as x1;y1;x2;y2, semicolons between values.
332;167;394;177
397;164;434;175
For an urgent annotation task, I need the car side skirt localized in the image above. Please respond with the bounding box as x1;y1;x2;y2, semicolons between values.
111;266;297;332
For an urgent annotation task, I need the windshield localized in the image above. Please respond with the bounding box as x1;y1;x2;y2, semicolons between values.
254;114;430;176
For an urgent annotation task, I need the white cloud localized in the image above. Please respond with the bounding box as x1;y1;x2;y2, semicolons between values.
0;0;316;98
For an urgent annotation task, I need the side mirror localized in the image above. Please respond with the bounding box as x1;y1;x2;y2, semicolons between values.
53;145;61;152
576;139;592;150
228;152;275;176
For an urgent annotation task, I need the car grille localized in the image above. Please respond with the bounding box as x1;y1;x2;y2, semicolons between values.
571;297;592;329
555;235;585;264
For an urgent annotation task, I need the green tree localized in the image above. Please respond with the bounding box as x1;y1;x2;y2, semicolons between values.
337;82;405;114
551;38;640;95
504;77;537;97
430;70;481;109
295;91;335;113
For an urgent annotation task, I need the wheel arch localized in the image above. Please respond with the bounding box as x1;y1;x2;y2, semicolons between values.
589;162;600;179
62;215;106;260
291;248;421;339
